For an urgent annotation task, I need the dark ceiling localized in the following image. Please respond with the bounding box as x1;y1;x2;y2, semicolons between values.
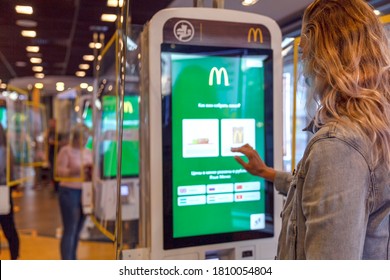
0;0;172;83
1;0;389;86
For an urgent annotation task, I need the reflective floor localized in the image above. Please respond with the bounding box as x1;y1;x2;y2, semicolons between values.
0;178;115;260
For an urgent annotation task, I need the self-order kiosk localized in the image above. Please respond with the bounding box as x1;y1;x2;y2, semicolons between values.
135;7;283;260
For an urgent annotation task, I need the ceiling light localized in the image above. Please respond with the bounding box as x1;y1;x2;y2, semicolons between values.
15;61;27;67
0;83;7;90
34;83;44;89
374;10;381;16
35;73;45;79
83;55;95;61
30;57;42;64
79;64;90;70
101;14;117;22
87;86;94;92
76;71;86;77
32;66;43;72
16;19;37;27
89;42;102;49
26;46;39;53
80;83;89;89
107;0;123;7
21;30;36;37
56;82;65;91
241;0;259;6
15;5;33;15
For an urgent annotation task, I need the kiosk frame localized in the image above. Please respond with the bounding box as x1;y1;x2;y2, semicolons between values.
139;7;283;260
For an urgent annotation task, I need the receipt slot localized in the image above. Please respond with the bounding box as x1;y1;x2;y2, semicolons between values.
138;8;283;260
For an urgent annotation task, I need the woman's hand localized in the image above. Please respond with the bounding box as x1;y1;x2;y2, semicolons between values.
231;144;276;182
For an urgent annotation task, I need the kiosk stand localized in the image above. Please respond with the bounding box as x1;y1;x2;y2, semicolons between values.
130;7;283;260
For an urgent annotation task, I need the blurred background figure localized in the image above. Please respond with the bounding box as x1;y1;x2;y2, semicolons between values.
47;118;59;193
0;124;20;260
55;124;93;260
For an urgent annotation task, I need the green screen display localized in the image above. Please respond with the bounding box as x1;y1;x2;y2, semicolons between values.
0;106;7;129
162;45;274;248
100;95;140;178
82;105;93;150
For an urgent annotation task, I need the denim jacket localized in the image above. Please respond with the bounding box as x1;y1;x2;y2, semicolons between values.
274;121;390;259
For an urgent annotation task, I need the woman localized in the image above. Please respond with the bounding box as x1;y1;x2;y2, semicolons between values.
0;124;19;260
56;124;93;260
232;0;390;259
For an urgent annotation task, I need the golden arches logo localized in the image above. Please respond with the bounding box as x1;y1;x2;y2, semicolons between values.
124;101;133;114
209;67;230;86
247;28;263;44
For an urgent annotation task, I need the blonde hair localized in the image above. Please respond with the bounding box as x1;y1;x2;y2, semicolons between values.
302;0;390;168
70;123;90;147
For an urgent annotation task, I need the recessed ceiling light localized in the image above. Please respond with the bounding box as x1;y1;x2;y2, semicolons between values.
79;64;90;70
76;71;86;77
101;14;117;22
21;30;36;38
87;86;94;92
80;83;89;89
89;42;102;49
83;55;95;61
56;82;65;91
35;73;45;79
34;83;44;89
241;0;259;6
107;0;123;7
30;57;42;64
374;10;381;16
26;46;40;53
16;19;37;28
15;5;33;15
32;66;43;72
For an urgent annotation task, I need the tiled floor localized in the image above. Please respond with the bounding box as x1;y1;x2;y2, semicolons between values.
0;181;116;260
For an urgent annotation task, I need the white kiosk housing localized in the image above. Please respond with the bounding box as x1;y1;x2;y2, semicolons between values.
138;7;283;260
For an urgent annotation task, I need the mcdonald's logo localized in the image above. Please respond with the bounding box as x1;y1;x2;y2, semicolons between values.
124;101;133;114
247;27;263;44
208;67;230;86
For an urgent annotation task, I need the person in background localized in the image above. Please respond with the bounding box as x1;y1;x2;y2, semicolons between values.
232;0;390;259
0;124;20;260
56;123;93;260
47;118;59;193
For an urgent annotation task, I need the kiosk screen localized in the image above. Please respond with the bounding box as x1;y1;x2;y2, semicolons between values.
161;44;274;249
100;95;140;178
0;104;7;129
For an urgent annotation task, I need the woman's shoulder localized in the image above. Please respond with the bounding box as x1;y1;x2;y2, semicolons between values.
307;121;371;161
310;120;365;140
